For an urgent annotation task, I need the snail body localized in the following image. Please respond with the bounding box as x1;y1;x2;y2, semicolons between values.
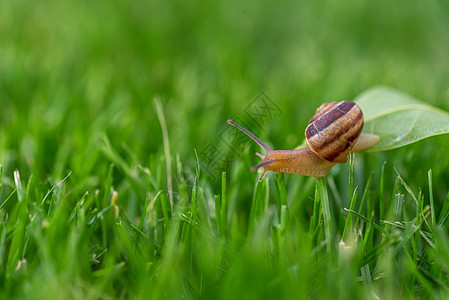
227;101;379;180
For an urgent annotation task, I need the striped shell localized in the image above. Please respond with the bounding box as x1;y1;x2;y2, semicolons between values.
305;101;363;163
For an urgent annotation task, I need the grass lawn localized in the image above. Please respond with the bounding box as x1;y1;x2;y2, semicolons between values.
1;0;449;298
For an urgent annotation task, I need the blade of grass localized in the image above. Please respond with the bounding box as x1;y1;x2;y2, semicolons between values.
317;178;332;254
0;213;8;270
0;164;3;189
379;161;386;221
383;176;400;236
14;170;24;203
0;189;16;210
40;171;72;207
221;172;227;238
341;187;358;242
214;195;223;238
7;171;27;274
160;193;172;234
310;183;322;245
275;173;289;223
360;264;379;300
392;193;405;222
428;169;435;226
355;172;373;230
361;211;375;256
191;172;200;220
137;191;162;231
365;172;375;221
249;178;269;236
438;191;449;228
348;154;354;207
414;191;424;263
394;168;418;205
155;97;173;209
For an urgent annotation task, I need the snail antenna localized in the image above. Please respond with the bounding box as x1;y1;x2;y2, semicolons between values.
250;160;274;172
227;119;272;153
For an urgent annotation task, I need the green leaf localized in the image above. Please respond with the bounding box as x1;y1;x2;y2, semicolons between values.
355;86;449;152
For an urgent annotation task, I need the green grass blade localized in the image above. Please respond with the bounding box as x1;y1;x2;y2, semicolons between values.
394;168;418;205
414;191;424;263
437;191;449;228
214;194;223;238
341;187;358;242
249;178;269;236
275;173;289;222
0;164;3;190
361;211;375;255
221;172;227;238
392;193;405;222
379;162;386;221
310;183;322;245
428;169;435;226
360;264;379;299
317;178;332;254
355;172;374;229
154;98;173;209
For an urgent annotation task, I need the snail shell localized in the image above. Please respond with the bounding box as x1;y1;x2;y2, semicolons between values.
306;101;363;163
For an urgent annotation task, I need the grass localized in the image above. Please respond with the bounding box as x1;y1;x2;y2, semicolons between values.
1;0;449;298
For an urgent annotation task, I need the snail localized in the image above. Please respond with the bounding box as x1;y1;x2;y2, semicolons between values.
227;101;379;180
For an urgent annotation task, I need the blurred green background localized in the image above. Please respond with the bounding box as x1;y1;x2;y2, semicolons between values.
1;0;449;298
1;0;449;184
